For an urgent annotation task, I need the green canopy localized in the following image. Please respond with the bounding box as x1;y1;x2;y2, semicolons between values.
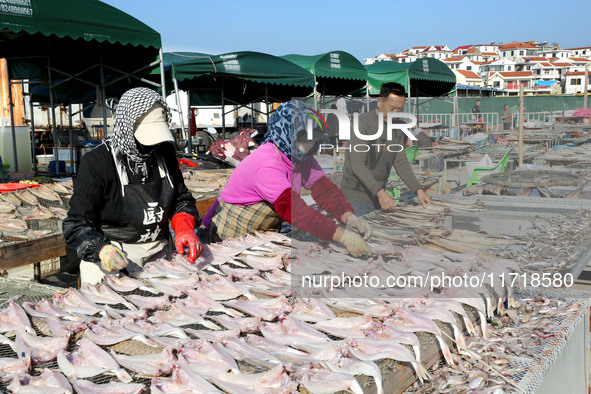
281;51;368;96
0;0;163;103
0;0;163;173
366;58;456;97
163;51;315;105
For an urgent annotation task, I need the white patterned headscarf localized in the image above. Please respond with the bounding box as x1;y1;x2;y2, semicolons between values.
105;87;171;178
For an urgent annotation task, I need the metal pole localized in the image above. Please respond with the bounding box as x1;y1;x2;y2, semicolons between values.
159;48;167;99
584;64;589;108
518;84;524;167
47;57;60;176
6;60;19;172
100;57;107;137
221;80;226;139
29;94;37;173
173;78;188;154
365;81;370;112
68;105;74;175
186;88;192;154
313;75;318;110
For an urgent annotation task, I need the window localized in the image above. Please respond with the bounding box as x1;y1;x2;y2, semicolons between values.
494;81;500;87
467;66;472;71
520;51;524;56
511;51;514;56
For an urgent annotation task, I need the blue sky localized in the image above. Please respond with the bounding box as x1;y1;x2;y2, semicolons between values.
102;0;591;61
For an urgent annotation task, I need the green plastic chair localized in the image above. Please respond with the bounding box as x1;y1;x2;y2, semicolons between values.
466;147;513;187
389;145;419;199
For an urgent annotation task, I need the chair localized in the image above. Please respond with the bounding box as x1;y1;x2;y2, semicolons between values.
466;147;513;187
389;145;419;199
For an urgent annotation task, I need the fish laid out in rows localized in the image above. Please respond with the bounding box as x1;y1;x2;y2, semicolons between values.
0;182;73;243
0;231;582;394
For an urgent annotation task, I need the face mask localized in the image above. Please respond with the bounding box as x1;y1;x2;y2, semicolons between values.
135;138;156;155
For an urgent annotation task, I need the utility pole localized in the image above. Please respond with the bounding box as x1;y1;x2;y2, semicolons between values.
519;84;524;167
584;64;588;108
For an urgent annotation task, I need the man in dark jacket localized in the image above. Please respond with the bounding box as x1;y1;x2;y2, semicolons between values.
340;82;431;216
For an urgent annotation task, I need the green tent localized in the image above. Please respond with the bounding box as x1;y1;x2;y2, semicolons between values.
281;51;368;96
0;0;163;172
1;0;163;102
163;51;315;105
366;58;456;97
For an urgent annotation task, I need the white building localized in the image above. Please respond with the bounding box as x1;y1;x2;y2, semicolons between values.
538;48;573;59
564;71;591;94
487;71;534;92
443;56;480;73
567;47;591;60
417;45;452;60
498;42;538;60
453;70;483;86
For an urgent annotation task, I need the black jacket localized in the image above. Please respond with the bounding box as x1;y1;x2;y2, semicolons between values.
62;142;198;263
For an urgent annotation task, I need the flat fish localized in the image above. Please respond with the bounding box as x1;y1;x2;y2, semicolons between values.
84;321;155;347
0;355;31;383
103;273;158;294
210;365;298;394
71;379;144;394
22;206;54;221
52;288;106;317
0;194;21;206
0;218;27;233
0;201;16;213
293;366;363;394
46;182;72;195
29;185;62;203
16;190;39;206
79;283;136;310
8;368;72;393
124;294;170;310
150;364;221;394
0;300;35;335
15;331;69;363
56;338;132;382
49;206;69;220
176;339;240;376
111;348;176;377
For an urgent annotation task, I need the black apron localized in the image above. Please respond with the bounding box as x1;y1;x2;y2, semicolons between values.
101;147;176;244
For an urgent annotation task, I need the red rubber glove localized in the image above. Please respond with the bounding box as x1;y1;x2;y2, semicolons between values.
171;213;203;263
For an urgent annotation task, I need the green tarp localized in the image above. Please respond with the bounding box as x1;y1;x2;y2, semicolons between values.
0;0;161;51
366;58;456;97
0;0;162;103
281;51;368;96
163;51;315;105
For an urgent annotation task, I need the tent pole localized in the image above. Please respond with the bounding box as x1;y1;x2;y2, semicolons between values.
173;77;188;154
159;48;167;99
365;81;370;112
47;57;60;176
29;92;37;173
68;105;74;175
100;57;107;137
265;85;269;123
313;75;318;110
186;89;192;154
221;80;226;139
6;60;19;172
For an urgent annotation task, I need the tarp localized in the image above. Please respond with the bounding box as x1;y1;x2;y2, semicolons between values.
1;0;162;103
163;51;315;105
281;51;368;95
366;58;456;97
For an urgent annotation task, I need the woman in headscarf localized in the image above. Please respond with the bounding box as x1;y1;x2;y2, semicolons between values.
63;87;202;285
205;100;372;257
